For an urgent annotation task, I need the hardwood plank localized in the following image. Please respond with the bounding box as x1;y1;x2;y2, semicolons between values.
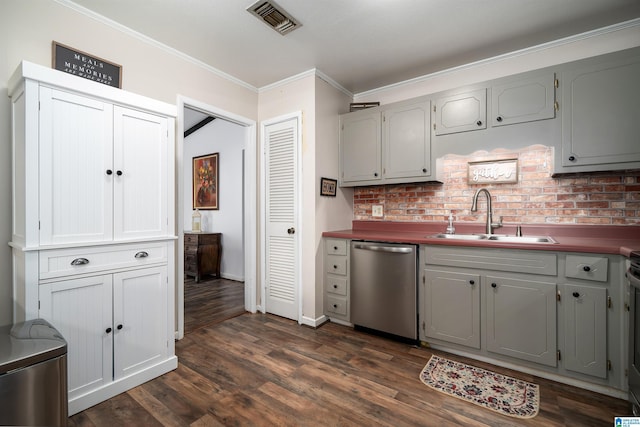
70;282;632;426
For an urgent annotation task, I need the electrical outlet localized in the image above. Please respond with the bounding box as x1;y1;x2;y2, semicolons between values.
372;205;383;217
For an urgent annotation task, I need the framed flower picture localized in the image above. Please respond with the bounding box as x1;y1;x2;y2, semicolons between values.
193;153;219;210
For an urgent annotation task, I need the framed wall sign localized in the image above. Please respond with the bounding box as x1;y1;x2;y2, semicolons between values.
320;177;337;196
193;153;219;210
52;41;122;88
468;159;518;184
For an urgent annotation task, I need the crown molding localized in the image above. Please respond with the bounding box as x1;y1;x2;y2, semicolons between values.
57;0;259;93
354;17;640;100
259;68;352;98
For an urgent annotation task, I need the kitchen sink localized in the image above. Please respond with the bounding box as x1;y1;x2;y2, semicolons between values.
430;233;488;240
486;235;557;244
430;233;557;244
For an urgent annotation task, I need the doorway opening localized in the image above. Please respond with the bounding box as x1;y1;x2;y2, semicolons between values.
176;96;257;339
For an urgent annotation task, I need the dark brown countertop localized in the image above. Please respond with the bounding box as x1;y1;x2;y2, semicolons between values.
323;221;640;257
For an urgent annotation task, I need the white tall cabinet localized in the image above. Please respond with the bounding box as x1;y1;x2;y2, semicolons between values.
8;61;177;415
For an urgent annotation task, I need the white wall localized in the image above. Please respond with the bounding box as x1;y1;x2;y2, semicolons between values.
0;0;258;326
314;77;353;317
183;119;245;281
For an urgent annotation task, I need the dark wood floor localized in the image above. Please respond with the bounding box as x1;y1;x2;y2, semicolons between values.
69;282;631;426
183;276;246;334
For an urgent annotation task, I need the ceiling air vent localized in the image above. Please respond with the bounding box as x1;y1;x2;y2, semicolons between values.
247;1;301;35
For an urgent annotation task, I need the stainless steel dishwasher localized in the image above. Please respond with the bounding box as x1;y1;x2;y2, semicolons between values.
350;241;418;340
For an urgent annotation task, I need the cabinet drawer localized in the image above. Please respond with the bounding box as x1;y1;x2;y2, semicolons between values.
326;239;347;256
185;233;220;245
424;246;557;276
39;242;168;280
326;255;347;275
565;255;608;282
326;295;348;317
326;276;347;296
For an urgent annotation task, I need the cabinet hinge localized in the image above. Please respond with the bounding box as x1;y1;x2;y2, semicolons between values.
554;78;559;89
556;290;561;302
423;276;425;284
607;360;612;371
626;368;629;377
433;123;436;131
383;115;386;122
608;296;612;309
554;101;559;112
38;221;41;230
432;105;436;113
626;302;631;312
38;300;40;310
341;124;344;131
422;320;425;332
557;350;561;361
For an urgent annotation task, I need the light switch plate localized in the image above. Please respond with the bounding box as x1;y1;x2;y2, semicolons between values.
372;205;383;217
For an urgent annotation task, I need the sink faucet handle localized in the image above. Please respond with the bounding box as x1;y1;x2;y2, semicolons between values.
516;225;523;237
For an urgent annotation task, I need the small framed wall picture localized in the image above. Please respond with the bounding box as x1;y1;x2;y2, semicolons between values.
320;177;337;197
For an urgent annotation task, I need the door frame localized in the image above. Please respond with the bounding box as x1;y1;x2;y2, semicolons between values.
175;95;257;340
260;112;303;322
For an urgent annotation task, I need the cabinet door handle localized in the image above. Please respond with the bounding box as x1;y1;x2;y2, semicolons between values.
496;116;503;122
116;170;123;176
105;327;112;334
71;257;89;266
332;304;338;308
287;227;295;235
568;155;576;162
135;251;149;258
333;284;338;289
422;168;427;173
469;280;475;285
476;120;483;126
572;292;580;298
106;169;113;175
117;324;123;330
583;265;591;272
491;283;497;288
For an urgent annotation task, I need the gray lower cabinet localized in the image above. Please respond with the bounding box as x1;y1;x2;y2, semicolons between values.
556;47;640;173
485;274;557;367
424;268;480;349
560;283;607;378
421;245;626;393
324;238;350;323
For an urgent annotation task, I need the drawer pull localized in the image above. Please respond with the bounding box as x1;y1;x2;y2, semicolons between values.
135;251;149;259
583;265;591;272
333;284;338;289
573;292;580;298
332;304;338;309
491;283;497;288
333;246;338;251
71;258;89;266
469;280;475;285
333;265;338;269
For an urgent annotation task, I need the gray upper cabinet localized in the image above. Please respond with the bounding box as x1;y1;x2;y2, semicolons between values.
434;88;486;135
339;108;382;185
491;73;556;127
557;48;640;173
339;99;434;187
383;100;431;180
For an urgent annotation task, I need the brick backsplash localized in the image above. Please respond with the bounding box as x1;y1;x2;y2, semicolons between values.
354;145;640;226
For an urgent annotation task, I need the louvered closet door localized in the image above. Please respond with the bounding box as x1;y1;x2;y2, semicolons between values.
264;116;299;320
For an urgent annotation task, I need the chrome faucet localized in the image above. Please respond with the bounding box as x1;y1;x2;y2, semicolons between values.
471;188;502;234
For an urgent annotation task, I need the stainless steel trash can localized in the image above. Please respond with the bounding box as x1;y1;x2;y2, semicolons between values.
0;318;68;426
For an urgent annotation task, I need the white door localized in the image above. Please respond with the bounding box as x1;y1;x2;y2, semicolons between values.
39;275;113;400
113;107;169;240
263;115;300;320
113;266;167;379
39;87;113;245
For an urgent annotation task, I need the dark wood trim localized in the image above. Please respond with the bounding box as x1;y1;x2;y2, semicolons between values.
184;116;215;138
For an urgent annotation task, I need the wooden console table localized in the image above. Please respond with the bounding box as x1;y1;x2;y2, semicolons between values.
184;232;221;282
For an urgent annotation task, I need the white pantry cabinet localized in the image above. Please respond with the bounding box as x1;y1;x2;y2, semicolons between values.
9;61;177;415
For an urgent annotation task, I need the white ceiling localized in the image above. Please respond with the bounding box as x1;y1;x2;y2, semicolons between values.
69;0;640;94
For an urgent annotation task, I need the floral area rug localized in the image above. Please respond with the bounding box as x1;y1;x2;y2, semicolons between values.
419;355;540;419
